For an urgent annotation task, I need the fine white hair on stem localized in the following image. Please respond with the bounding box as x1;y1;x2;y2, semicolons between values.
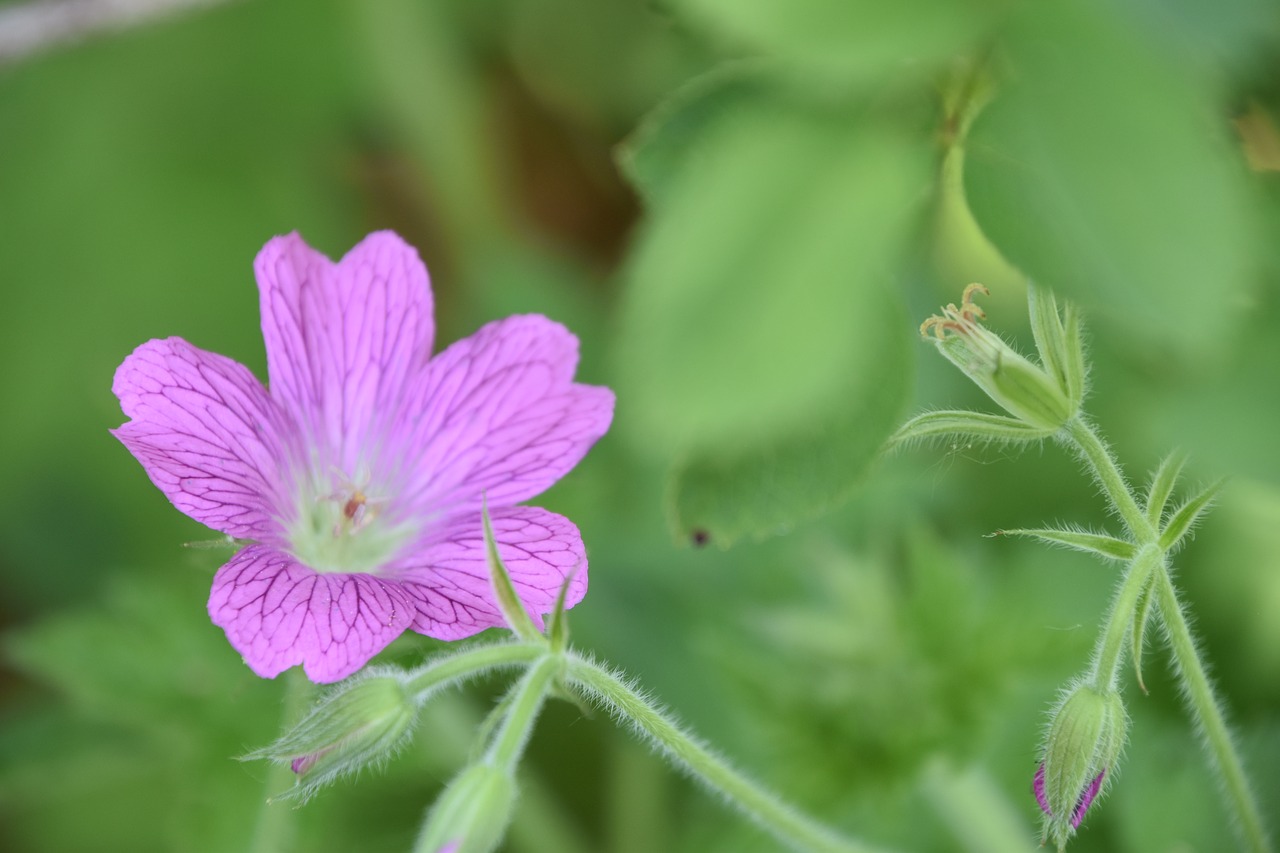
1052;420;1135;532
0;0;239;66
563;651;876;853
564;653;759;819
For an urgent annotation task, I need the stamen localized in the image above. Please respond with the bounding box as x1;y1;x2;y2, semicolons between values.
920;283;992;340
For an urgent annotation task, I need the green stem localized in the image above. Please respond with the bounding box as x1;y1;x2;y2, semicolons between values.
1067;418;1269;848
1063;418;1155;543
248;669;314;853
405;641;545;703
565;655;889;853
1154;570;1271;853
486;655;560;771
1088;545;1162;692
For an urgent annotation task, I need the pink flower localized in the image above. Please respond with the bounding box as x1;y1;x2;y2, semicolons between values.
112;232;614;683
1034;763;1105;829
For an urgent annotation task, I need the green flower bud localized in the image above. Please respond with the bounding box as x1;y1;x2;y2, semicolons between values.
1036;683;1127;849
922;284;1077;431
414;763;517;853
247;668;417;800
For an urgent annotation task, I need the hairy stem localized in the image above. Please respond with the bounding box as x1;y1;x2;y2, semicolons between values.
565;655;888;853
1154;570;1271;853
1062;418;1154;543
1064;417;1269;847
486;655;560;771
1089;545;1162;692
404;641;545;704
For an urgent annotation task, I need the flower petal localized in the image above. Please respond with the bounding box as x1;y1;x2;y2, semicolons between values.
392;506;588;640
256;231;435;473
1071;770;1105;828
112;337;292;540
1034;763;1050;814
208;544;417;683
388;315;615;519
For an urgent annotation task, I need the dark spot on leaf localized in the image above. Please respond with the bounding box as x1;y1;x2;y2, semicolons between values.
691;528;710;548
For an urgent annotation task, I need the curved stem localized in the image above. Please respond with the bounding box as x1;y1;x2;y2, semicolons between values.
1154;570;1271;853
1089;545;1162;692
1062;418;1154;543
565;655;889;853
405;641;545;704
486;655;560;771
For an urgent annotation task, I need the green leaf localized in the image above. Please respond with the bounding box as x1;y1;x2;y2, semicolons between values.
5;572;276;732
888;409;1056;450
965;3;1255;356
1159;478;1226;553
671;0;990;83
667;319;909;546
618;63;770;207
991;527;1136;563
2;572;282;852
615;75;931;457
1145;449;1189;527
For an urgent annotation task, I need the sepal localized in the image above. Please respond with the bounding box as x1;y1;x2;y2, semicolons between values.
547;567;578;654
1037;683;1127;850
245;667;417;801
482;501;542;642
414;763;517;853
1028;283;1086;409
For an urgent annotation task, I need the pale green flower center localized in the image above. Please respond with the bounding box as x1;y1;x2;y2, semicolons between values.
286;469;415;575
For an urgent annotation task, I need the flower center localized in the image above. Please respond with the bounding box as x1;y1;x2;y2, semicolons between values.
286;469;415;575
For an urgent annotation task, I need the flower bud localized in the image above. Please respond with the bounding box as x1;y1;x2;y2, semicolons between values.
247;668;417;799
1035;683;1127;848
922;284;1076;431
414;763;517;853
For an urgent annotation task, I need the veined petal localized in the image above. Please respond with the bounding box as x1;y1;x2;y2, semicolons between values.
112;337;292;540
393;506;588;640
389;315;615;518
256;231;435;473
208;545;416;683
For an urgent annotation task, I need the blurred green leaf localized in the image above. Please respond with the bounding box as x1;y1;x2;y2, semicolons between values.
965;2;1257;356
0;0;358;612
616;74;930;459
506;0;714;130
3;571;282;852
5;570;274;733
1117;0;1280;77
668;312;908;546
670;0;989;83
618;63;770;207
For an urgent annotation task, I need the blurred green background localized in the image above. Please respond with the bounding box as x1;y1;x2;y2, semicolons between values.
2;0;1279;851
